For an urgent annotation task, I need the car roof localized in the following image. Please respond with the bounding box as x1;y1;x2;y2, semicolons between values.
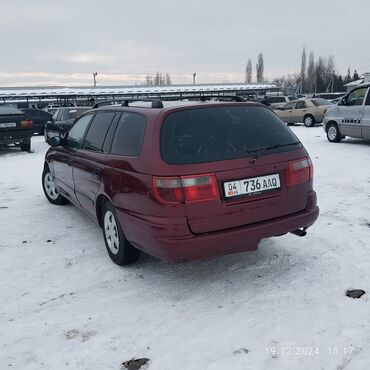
92;101;265;119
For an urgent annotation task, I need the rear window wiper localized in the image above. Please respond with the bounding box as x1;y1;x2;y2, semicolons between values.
248;141;301;159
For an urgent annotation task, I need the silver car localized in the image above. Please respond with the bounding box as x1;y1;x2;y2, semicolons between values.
323;83;370;142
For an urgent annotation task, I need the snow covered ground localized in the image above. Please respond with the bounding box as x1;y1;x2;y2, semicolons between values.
0;126;369;370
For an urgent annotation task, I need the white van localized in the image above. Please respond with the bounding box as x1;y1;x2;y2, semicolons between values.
323;83;370;142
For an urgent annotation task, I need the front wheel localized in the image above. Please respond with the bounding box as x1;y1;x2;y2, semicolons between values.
42;167;68;205
303;115;315;127
326;122;342;142
102;202;140;265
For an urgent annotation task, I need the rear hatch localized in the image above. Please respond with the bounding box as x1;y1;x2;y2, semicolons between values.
0;105;32;134
157;104;313;234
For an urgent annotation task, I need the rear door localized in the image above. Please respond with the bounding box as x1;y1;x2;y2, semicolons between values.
277;102;296;123
160;105;309;234
361;87;370;139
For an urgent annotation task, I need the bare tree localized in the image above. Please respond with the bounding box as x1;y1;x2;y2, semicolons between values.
256;53;264;83
300;47;306;93
165;72;172;85
245;59;252;83
307;51;315;93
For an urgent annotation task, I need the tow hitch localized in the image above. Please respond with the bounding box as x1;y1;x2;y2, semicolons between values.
290;227;307;237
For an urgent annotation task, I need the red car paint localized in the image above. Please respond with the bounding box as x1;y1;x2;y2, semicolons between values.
44;102;319;262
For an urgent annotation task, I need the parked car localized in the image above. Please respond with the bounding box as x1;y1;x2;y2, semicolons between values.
42;99;319;265
0;104;33;151
44;107;90;142
323;83;370;142
264;96;291;110
21;108;53;134
275;98;331;127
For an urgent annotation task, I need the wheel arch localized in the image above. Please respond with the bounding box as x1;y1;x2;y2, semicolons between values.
325;120;339;132
95;193;113;227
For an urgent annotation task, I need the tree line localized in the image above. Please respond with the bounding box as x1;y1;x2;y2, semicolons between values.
245;48;361;94
144;72;172;86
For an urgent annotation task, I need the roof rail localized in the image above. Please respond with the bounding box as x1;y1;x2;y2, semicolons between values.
166;95;245;102
92;98;163;109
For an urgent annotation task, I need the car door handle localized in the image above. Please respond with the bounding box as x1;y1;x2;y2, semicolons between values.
92;167;102;179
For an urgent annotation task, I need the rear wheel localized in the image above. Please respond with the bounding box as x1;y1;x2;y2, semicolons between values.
20;139;31;152
326;122;342;142
102;202;140;265
303;115;315;127
42;167;68;205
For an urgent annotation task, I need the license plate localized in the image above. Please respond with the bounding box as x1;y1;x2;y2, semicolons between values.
224;174;281;198
0;122;16;128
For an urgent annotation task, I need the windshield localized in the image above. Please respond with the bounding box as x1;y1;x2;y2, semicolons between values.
161;106;302;165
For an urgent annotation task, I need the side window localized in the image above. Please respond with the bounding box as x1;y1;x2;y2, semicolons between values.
295;101;306;109
283;102;295;110
347;88;367;106
65;114;93;149
110;113;146;156
365;88;370;106
83;112;116;152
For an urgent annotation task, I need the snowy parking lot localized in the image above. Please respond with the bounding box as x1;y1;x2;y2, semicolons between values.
0;126;369;370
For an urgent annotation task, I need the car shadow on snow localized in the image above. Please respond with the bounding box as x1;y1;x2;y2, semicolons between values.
132;238;310;291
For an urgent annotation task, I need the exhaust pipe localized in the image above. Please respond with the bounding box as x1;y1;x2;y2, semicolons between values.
290;227;307;237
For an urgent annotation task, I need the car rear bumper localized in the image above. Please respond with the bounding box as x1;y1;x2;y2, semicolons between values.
119;192;319;262
0;129;33;144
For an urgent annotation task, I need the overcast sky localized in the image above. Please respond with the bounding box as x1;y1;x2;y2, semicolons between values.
1;0;370;87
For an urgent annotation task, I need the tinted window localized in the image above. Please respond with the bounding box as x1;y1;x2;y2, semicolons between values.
65;114;93;149
111;113;146;156
0;104;23;115
346;88;367;106
295;101;306;109
282;102;295;110
268;96;286;103
84;112;115;152
161;106;301;165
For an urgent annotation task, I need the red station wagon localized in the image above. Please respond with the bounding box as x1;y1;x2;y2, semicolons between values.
42;98;319;265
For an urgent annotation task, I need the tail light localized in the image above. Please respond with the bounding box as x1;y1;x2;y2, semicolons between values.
286;157;313;185
21;120;33;128
153;174;219;204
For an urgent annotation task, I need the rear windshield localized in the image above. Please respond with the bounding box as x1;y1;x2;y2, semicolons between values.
311;99;330;106
160;106;302;165
0;104;23;115
67;109;89;120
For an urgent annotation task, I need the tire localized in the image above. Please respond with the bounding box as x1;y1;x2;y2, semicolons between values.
102;201;140;265
303;115;315;127
20;139;31;152
42;167;68;205
326;122;342;143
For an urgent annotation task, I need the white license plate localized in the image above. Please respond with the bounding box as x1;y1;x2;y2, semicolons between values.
0;122;16;128
224;174;281;198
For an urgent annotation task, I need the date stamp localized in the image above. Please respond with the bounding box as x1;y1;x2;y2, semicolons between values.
265;346;354;357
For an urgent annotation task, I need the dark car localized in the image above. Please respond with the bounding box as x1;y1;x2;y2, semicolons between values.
21;108;53;134
42;99;319;265
0;104;33;151
44;107;90;142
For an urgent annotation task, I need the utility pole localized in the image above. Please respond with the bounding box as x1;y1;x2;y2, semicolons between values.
93;72;98;87
193;72;196;85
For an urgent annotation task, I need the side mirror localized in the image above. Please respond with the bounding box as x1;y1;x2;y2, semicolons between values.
339;97;347;106
48;136;62;147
